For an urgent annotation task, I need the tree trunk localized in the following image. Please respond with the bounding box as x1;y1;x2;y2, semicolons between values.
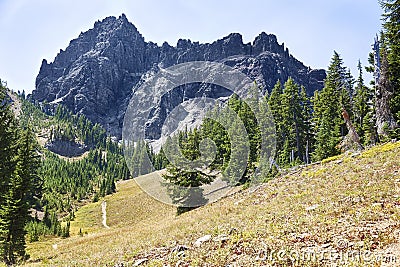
339;109;363;152
375;43;397;135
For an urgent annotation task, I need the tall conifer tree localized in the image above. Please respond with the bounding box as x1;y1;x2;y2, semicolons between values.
313;52;352;160
380;0;400;125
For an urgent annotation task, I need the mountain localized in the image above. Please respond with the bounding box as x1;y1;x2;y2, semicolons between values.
31;14;326;138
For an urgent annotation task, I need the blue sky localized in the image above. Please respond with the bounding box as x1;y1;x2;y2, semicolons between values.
0;0;381;93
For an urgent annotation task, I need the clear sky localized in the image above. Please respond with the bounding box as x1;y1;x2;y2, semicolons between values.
0;0;381;93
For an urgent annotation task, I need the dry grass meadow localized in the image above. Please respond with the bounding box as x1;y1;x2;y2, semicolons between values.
24;141;400;266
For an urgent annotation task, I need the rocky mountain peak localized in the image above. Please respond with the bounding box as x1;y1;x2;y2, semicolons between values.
92;13;141;40
253;32;282;54
31;14;326;138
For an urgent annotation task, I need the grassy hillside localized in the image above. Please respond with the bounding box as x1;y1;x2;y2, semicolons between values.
26;142;400;266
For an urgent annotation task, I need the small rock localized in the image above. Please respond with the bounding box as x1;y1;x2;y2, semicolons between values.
175;260;187;267
193;235;212;247
229;228;238;235
133;258;148;266
299;233;311;241
305;204;319;211
321;243;331;248
355;241;364;248
213;234;230;243
172;245;190;253
234;199;245;205
176;251;186;257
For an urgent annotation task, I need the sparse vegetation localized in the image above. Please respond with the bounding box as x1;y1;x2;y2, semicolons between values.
25;141;400;266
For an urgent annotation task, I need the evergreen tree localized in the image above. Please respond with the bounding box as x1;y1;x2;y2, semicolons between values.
279;78;304;165
200;109;230;169
1;129;40;263
353;61;373;143
268;80;284;163
299;86;314;164
222;116;249;185
0;82;19;264
0;82;17;206
257;91;279;181
374;37;398;136
380;0;400;125
313;52;352;160
245;82;262;166
0;82;41;264
162;130;215;214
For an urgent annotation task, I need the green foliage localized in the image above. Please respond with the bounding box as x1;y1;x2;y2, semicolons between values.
313;51;353;161
280;78;307;165
353;61;376;145
380;0;400;126
125;139;155;177
200;114;230;170
19;99;49;130
158;45;394;200
52;105;107;147
12;97;130;243
162;128;216;214
39;147;126;210
153;147;169;170
268;80;284;154
25;207;71;241
162;83;278;213
0;81;41;264
24;147;127;241
268;79;313;166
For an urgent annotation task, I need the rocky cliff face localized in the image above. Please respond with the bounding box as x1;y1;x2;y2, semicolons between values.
31;14;326;138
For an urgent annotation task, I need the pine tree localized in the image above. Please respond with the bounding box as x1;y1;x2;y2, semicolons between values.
313;52;352;160
1;129;40;263
0;87;40;264
375;38;398;136
353;61;370;138
256;91;279;181
380;0;400;126
279;78;305;165
0;82;19;264
300;86;314;164
223;117;249;184
268;80;284;163
353;60;374;144
0;82;17;206
162;130;215;214
240;83;261;168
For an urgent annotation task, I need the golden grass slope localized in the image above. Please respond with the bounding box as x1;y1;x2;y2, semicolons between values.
26;141;400;266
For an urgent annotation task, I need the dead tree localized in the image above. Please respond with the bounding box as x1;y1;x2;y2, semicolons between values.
340;109;363;152
373;35;397;135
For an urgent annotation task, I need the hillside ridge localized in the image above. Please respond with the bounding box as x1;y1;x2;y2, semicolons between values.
26;141;400;266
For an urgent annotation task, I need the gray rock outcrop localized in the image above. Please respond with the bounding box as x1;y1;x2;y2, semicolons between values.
31;14;326;139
